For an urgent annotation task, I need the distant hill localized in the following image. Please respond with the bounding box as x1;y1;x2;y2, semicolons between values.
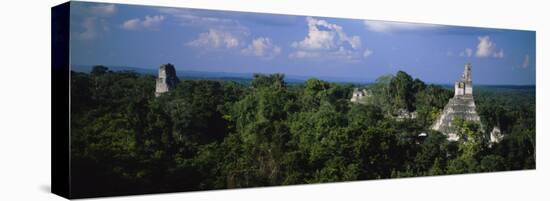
72;65;159;75
71;65;536;87
72;65;250;78
71;65;375;84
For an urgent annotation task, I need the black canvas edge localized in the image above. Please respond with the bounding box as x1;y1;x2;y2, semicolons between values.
52;1;71;199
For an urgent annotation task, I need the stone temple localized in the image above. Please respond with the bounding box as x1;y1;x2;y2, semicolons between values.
155;63;180;97
350;88;369;104
431;63;482;141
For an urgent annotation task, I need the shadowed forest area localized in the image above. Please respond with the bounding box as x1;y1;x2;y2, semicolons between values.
69;66;535;198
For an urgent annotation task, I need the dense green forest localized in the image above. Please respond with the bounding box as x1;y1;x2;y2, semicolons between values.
70;66;535;197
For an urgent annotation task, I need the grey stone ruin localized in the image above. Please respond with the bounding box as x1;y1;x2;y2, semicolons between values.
155;63;180;97
350;88;369;104
431;63;482;141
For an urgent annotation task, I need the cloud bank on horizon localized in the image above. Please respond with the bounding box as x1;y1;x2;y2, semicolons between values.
70;2;536;85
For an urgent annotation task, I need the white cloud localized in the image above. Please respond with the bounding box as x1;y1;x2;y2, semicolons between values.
290;17;369;62
459;48;473;57
476;36;495;57
363;20;440;33
122;15;165;30
289;47;367;62
90;4;116;16
331;46;363;61
157;8;248;35
457;36;504;59
493;49;504;58
78;17;97;40
241;37;281;59
159;7;289;59
292;17;361;50
289;51;320;59
142;15;165;27
363;49;373;58
122;19;140;30
158;8;234;25
522;54;530;68
187;29;240;49
76;4;117;40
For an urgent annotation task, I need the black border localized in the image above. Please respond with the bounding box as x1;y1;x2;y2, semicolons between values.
51;1;71;199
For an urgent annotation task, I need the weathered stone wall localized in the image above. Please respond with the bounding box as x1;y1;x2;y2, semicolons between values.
155;63;180;97
350;88;369;104
431;95;481;134
465;83;473;95
453;63;474;97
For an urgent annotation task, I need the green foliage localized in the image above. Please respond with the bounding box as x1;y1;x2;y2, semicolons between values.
414;131;449;173
388;71;416;112
347;104;383;129
479;155;506;172
70;67;535;196
446;156;479;174
452;118;485;158
415;85;453;128
91;65;109;76
251;73;286;89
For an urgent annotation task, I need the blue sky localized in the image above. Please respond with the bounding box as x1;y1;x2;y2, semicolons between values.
70;2;536;85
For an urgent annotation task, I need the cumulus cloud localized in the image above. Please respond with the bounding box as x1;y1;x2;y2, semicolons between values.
475;36;504;58
241;37;281;59
292;17;361;50
363;20;440;33
187;29;240;49
456;36;504;59
159;7;290;59
290;17;369;62
122;15;165;30
522;54;530;68
476;36;495;57
90;4;116;16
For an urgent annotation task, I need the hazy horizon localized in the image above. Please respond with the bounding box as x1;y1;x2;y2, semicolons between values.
71;64;536;86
